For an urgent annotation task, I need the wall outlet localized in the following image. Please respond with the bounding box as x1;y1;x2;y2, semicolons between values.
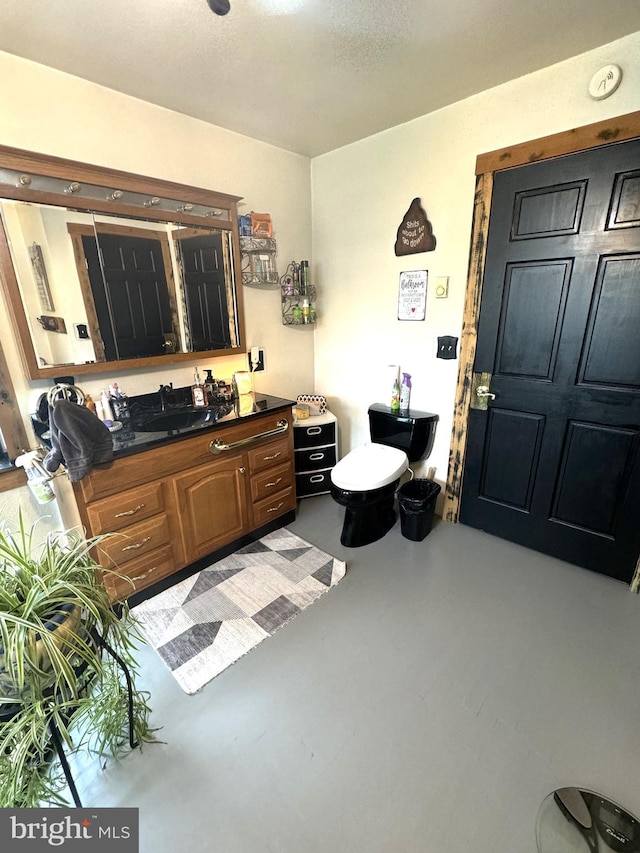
248;347;265;372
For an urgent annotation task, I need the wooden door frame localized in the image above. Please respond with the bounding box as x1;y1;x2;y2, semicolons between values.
443;110;640;590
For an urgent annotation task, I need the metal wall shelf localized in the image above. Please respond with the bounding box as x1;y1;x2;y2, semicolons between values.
240;236;278;285
280;261;317;325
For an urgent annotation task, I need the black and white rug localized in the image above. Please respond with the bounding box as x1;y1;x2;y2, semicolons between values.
131;529;346;694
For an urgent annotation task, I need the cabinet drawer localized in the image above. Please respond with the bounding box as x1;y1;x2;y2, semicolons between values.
295;445;337;472
294;421;336;449
99;514;171;569
85;481;166;534
252;486;296;527
295;470;333;497
250;461;294;503
247;437;291;474
101;544;178;601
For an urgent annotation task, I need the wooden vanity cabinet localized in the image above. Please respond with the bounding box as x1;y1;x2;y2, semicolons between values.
73;408;295;600
174;450;248;565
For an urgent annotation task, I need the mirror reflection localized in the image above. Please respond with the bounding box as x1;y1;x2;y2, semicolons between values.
0;199;240;370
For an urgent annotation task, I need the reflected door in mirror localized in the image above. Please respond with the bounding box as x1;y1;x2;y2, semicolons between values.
82;230;179;361
177;233;231;351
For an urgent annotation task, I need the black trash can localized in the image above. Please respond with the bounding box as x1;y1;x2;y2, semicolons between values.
397;478;441;541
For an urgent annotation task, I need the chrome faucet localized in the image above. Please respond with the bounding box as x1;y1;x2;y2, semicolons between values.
158;383;174;411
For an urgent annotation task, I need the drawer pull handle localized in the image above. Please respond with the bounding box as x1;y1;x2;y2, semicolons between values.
310;475;326;483
263;452;282;461
122;536;151;552
309;452;325;461
133;567;156;582
306;426;322;436
266;501;285;514
114;503;146;518
265;478;283;488
209;419;288;454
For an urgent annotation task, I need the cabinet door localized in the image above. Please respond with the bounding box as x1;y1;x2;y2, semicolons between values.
174;452;248;564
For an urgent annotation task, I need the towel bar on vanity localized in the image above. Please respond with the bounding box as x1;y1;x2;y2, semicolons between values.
208;419;289;455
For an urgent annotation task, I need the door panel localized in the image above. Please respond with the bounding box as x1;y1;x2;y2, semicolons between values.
496;261;571;379
579;255;640;388
511;180;587;239
550;421;637;536
461;138;640;583
479;409;545;511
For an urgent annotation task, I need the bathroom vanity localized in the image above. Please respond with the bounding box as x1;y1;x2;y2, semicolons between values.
71;394;296;601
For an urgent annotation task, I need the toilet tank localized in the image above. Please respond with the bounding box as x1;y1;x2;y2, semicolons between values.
368;403;438;462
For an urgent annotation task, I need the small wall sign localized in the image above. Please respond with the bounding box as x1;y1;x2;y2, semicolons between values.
394;198;436;256
398;270;427;321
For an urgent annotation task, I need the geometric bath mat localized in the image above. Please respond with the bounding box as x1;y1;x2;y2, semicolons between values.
131;528;346;694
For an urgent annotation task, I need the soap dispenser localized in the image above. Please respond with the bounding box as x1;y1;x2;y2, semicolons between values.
192;369;207;408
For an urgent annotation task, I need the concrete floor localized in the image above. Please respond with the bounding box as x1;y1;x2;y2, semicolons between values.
71;496;640;852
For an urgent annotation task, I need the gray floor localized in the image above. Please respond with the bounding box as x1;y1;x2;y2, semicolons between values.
71;496;640;852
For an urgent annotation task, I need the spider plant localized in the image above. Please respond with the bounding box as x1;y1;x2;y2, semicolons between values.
0;512;156;807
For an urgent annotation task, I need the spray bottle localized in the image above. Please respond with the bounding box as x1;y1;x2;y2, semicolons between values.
400;373;412;412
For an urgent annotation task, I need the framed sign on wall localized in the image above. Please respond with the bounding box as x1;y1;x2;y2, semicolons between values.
398;270;427;321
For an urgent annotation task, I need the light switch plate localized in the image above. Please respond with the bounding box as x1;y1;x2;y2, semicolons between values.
435;276;449;298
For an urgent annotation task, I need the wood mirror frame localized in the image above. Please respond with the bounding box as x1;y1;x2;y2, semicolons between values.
0;145;246;380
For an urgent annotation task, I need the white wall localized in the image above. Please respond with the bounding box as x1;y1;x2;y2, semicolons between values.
311;32;640;495
2;33;640;523
0;50;315;438
0;50;316;527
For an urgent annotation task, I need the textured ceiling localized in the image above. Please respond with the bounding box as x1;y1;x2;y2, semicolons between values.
1;0;639;157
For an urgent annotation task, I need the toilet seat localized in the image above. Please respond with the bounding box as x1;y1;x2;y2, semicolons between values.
331;443;408;491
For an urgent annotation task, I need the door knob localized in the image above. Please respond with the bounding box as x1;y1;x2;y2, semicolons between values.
476;385;496;400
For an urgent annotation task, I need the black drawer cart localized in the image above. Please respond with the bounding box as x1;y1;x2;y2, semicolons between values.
293;411;338;498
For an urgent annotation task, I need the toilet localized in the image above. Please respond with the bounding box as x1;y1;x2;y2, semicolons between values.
330;404;439;547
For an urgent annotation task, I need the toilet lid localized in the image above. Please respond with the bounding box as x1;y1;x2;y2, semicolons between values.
331;443;408;490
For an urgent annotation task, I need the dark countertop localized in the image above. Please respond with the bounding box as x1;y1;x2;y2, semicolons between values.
110;392;295;460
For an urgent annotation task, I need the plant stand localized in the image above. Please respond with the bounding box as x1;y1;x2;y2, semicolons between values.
1;627;139;808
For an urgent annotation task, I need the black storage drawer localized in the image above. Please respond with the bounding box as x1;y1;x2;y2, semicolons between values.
295;445;337;472
293;421;336;450
295;470;332;496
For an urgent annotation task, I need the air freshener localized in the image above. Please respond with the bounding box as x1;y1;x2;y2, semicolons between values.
400;373;411;411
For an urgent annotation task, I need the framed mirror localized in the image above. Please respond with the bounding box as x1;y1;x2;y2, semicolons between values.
0;145;246;380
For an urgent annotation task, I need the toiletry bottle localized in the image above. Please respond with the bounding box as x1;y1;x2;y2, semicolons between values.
100;389;114;425
400;373;411;412
111;382;132;432
299;260;309;297
391;377;400;412
302;297;310;323
192;369;207;408
204;369;215;404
